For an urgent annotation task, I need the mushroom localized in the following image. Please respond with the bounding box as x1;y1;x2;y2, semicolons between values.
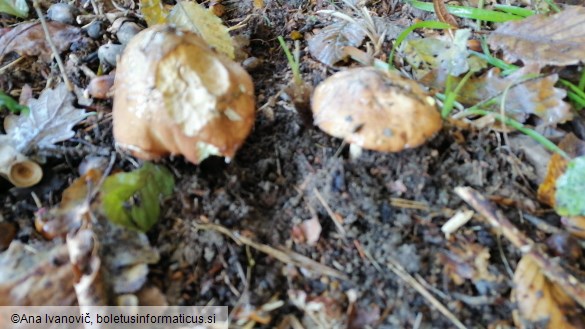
0;144;43;187
112;25;255;164
311;67;442;153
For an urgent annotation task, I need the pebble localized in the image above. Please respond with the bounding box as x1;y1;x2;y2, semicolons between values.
98;44;124;67
47;3;78;25
85;20;103;39
116;21;142;45
242;56;261;71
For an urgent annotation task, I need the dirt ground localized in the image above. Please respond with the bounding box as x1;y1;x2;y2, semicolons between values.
1;0;573;328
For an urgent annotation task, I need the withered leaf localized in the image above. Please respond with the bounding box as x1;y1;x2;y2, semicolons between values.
456;68;572;125
168;1;234;59
537;134;585;207
488;6;585;67
0;83;88;154
0;21;83;63
308;20;366;66
0;241;75;305
513;255;585;329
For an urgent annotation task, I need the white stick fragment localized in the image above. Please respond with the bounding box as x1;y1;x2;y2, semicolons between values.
441;210;474;237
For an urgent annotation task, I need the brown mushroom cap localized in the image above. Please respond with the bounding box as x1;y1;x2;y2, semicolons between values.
113;25;255;164
311;67;442;152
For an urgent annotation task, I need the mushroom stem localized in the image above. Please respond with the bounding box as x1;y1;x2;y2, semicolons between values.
0;145;43;187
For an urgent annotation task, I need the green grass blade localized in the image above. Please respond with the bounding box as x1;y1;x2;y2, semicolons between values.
493;4;534;17
465;108;570;159
407;0;524;22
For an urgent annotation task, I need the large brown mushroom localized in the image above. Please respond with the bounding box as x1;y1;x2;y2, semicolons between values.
113;25;255;164
311;67;442;153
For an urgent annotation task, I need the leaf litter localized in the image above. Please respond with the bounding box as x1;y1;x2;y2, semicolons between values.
0;1;579;328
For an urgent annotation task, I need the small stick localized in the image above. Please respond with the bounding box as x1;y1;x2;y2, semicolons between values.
313;188;347;236
455;186;585;309
193;222;348;280
33;0;73;91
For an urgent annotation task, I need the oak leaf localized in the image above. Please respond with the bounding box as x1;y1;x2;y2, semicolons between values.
0;21;83;63
488;6;585;67
308;19;366;66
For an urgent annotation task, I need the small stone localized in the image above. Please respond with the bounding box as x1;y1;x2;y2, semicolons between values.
98;44;124;67
242;56;262;71
116;22;142;45
47;3;78;25
85;20;103;39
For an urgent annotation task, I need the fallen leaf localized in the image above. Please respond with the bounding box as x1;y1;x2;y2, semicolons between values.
456;68;572;125
402;29;486;83
168;1;234;59
513;255;585;329
0;83;88;154
0;0;28;17
537;134;585;207
441;241;502;290
0;21;83;63
488;6;585;67
555;156;585;217
0;241;76;305
139;0;168;26
99;162;175;232
308;20;366;66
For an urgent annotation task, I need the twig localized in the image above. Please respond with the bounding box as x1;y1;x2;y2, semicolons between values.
386;258;467;329
313;188;346;236
455;186;585;309
362;247;467;329
33;0;73;91
193;222;348;280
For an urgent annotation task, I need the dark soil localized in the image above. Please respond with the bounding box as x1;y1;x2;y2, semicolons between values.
0;1;559;328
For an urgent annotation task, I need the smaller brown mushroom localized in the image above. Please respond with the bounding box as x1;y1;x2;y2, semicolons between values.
112;25;255;164
311;67;442;153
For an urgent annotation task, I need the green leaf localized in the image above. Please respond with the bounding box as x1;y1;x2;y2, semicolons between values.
168;1;234;58
555;156;585;217
0;0;28;18
100;163;175;232
0;90;29;114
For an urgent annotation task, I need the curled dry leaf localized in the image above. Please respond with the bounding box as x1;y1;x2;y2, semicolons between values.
113;25;255;164
489;6;585;67
456;68;572;125
0;241;76;305
308;19;366;66
311;67;442;152
513;255;585;329
0;21;83;62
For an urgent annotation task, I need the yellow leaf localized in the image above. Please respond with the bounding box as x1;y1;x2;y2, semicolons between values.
512;255;585;329
168;2;234;59
140;0;168;26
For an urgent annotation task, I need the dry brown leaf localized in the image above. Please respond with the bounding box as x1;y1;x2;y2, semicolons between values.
308;20;366;66
441;241;502;288
513;255;585;329
0;241;76;305
488;6;585;67
456;68;572;125
0;21;83;63
537;134;585;207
